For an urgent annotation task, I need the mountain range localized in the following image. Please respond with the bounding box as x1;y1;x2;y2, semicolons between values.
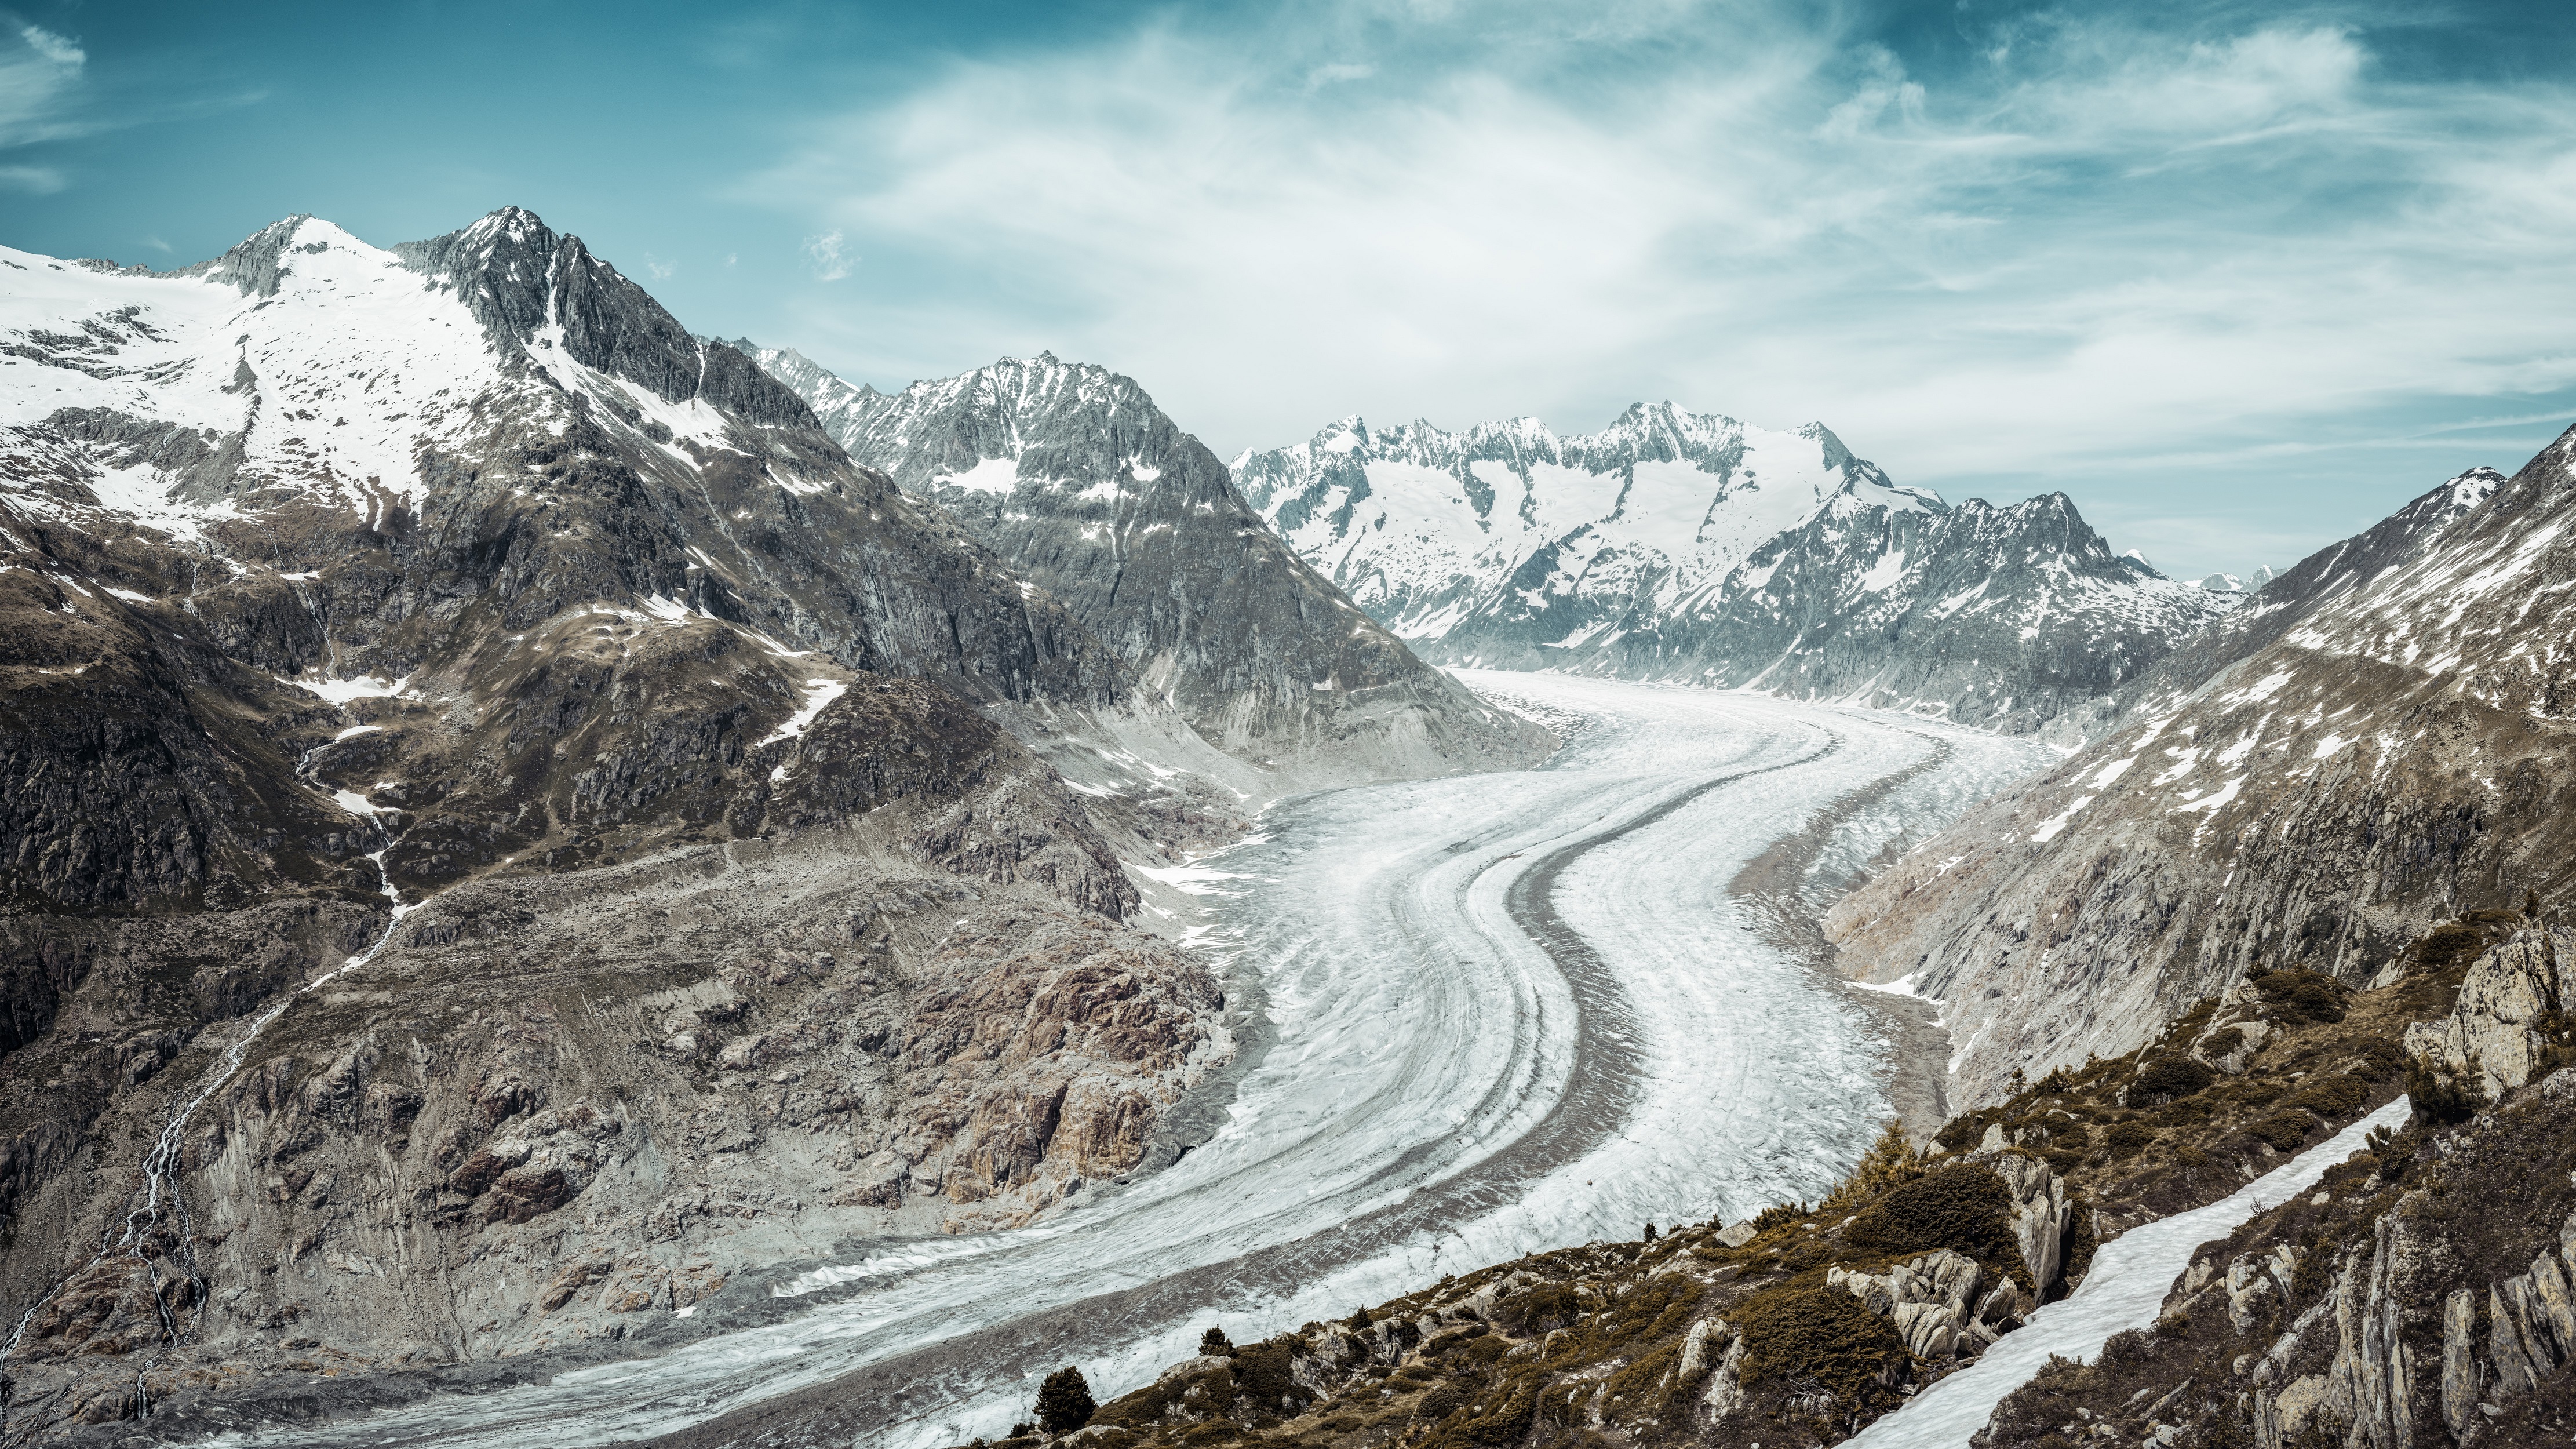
1828;453;2573;1102
8;201;2572;1449
727;344;1534;782
1231;412;2239;733
0;209;1539;1436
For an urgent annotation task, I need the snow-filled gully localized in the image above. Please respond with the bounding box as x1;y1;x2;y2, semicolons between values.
205;676;2049;1448
1847;1096;2414;1449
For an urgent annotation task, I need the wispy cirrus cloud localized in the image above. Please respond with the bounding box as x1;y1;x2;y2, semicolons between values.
743;1;2576;577
1;21;88;149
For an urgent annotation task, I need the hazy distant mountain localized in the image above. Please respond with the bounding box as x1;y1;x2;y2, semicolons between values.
2196;566;2283;593
1234;409;2238;733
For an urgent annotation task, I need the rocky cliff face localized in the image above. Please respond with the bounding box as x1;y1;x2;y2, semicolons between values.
1979;919;2576;1449
737;347;1550;785
1234;409;2232;733
1826;441;2568;1108
0;213;1237;1436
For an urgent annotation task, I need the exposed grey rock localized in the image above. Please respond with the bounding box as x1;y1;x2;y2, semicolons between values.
1984;1151;2074;1291
1699;1333;1748;1421
2442;1287;2485;1442
2405;924;2576;1098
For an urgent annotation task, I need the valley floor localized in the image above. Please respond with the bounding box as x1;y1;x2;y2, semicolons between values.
194;678;2048;1448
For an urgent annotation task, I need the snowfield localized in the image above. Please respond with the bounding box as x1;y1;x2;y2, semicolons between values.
206;676;2047;1448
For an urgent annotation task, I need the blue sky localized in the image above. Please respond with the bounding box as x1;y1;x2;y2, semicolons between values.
6;0;2573;581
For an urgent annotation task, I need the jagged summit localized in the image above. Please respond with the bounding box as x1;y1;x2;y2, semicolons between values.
1234;403;2221;731
741;343;1551;778
1829;439;2576;1103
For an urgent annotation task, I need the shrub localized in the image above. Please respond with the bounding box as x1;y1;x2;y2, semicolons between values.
1736;1287;1908;1405
1750;1202;1809;1235
2098;1328;2158;1371
1036;1366;1097;1433
2137;1057;2216;1101
2407;1053;2488;1123
1936;1111;2001;1154
1823;1120;1928;1213
1234;1342;1300;1415
2257;969;2349;1024
2155;1312;2192;1339
2351;1040;2407;1080
2247;1113;2314;1151
1201;1326;1234;1356
1428;1378;1540;1449
1843;1164;2030;1287
2105;1121;2157;1160
1419;1382;1469;1421
2200;1026;2246;1058
1506;1283;1577;1332
2284;1073;2368;1121
2406;922;2486;973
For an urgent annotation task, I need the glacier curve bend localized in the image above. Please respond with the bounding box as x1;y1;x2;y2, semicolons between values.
202;676;2047;1449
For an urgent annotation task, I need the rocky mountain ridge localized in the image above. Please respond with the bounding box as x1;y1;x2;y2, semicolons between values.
0;209;1373;1439
735;345;1548;787
1826;439;2568;1108
1234;410;2236;734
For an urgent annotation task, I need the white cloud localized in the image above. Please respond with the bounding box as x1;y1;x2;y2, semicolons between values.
0;163;63;193
19;24;81;67
801;229;852;281
645;254;677;281
747;3;2576;578
1;22;86;149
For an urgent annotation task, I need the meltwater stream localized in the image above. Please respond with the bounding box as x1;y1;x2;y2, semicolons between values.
205;676;2049;1448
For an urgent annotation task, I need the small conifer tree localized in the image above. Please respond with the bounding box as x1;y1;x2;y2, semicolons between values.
1200;1325;1233;1356
1035;1366;1096;1434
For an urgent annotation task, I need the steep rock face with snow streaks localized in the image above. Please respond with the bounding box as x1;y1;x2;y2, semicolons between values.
0;212;1237;1436
1236;410;2232;732
738;347;1549;784
1827;440;2576;1108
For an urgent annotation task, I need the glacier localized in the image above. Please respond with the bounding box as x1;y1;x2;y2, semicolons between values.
199;675;2047;1447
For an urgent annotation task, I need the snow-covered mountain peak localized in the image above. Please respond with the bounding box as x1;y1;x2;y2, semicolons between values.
2445;464;2508;511
0;211;828;550
1238;401;2230;728
1234;402;1950;646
